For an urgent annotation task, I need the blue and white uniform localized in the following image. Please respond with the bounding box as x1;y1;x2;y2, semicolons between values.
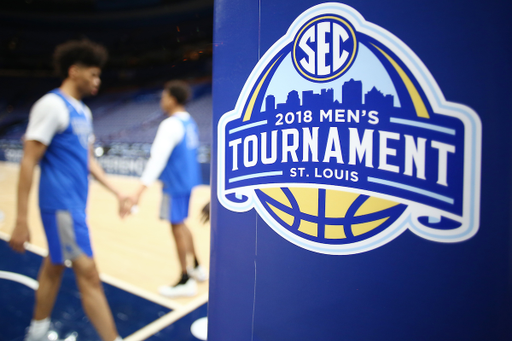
25;89;93;264
141;112;201;223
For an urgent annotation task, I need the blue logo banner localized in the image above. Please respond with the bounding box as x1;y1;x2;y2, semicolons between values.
217;3;481;255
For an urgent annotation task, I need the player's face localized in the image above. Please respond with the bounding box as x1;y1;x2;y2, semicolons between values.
160;90;176;113
73;65;102;97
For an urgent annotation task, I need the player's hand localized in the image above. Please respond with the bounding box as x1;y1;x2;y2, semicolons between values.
121;184;145;218
9;220;30;253
118;193;133;218
200;201;210;224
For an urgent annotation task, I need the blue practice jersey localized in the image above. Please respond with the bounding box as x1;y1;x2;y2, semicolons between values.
38;89;91;211
159;115;201;196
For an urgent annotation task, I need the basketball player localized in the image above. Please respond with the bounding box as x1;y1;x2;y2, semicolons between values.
9;40;124;341
124;80;207;298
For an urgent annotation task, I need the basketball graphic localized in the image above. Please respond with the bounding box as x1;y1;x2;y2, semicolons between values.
256;187;407;245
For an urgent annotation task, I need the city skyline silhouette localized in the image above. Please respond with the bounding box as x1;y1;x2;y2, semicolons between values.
263;78;396;113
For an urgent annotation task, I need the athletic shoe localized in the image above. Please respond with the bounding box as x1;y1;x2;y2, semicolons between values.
158;278;197;298
63;332;78;341
24;328;59;341
187;265;208;282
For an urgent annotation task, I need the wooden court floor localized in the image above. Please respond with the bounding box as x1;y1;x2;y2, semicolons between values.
0;161;211;309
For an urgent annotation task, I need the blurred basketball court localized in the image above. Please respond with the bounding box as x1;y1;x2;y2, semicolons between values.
0;162;211;340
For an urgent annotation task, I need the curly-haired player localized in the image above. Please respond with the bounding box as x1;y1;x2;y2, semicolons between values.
10;39;125;341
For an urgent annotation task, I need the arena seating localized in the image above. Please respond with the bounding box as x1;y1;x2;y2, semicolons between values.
0;82;212;148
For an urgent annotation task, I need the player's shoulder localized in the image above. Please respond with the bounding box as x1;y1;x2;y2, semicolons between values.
162;115;184;127
32;92;67;110
30;93;68;122
158;115;185;138
173;112;195;124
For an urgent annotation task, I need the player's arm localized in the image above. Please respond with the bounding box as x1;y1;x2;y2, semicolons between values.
84;105;127;209
88;149;120;196
10;95;64;252
10;140;47;253
88;148;129;217
126;118;183;211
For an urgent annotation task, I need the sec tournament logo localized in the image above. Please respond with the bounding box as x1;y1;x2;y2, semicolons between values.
217;3;482;255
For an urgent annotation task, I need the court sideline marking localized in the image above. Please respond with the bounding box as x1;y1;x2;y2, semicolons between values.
0;270;39;290
0;231;209;340
124;292;208;341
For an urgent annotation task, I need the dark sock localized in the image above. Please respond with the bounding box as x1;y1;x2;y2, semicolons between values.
176;272;190;285
194;257;199;268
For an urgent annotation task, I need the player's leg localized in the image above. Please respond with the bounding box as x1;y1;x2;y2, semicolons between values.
179;193;208;282
33;257;65;319
25;211;70;340
156;221;197;297
172;220;207;282
25;257;65;341
181;221;198;262
171;221;192;273
158;193;197;297
160;193;194;271
45;209;121;341
72;255;120;341
67;210;120;341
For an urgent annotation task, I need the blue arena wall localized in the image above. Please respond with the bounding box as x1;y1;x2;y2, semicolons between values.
208;1;512;340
